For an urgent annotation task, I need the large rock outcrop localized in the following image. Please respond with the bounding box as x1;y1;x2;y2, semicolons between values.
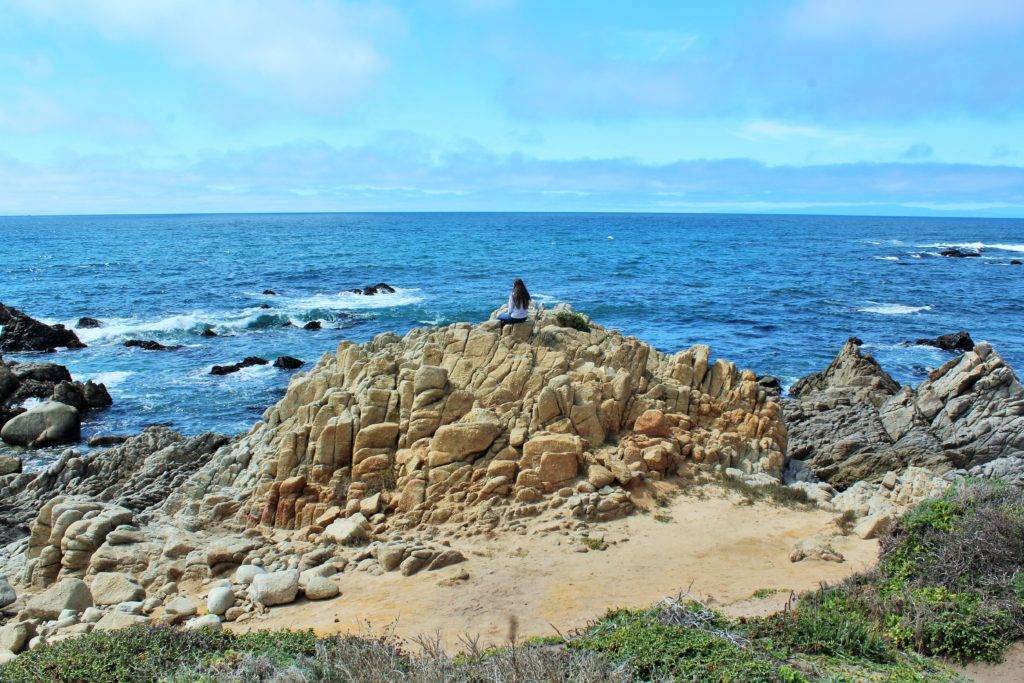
785;338;1024;488
0;303;85;353
0;427;228;546
165;308;786;533
0;356;111;440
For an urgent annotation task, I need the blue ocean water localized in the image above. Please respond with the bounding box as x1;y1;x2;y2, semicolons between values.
2;212;1023;463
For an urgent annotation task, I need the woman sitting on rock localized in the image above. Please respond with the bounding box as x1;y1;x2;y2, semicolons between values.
498;278;530;327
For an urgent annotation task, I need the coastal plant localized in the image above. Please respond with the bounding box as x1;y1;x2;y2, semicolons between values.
747;479;1024;666
554;310;591;332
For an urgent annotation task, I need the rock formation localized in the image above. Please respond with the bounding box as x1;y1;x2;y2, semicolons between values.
0;357;111;446
785;337;1024;488
0;304;85;353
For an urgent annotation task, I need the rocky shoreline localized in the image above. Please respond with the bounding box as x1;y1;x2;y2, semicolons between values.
1;306;1022;664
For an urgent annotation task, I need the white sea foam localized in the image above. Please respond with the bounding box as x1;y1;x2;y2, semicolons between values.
81;370;132;388
917;242;1024;253
285;287;423;311
873;256;900;261
64;287;423;345
858;302;932;315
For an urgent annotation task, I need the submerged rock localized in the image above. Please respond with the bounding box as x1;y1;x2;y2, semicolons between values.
914;330;974;352
210;357;269;376
273;356;304;370
302;320;322;331
940;247;981;258
124;339;177;351
76;317;102;329
0;303;86;353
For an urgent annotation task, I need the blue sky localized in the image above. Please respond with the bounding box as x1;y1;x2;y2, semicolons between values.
2;0;1024;215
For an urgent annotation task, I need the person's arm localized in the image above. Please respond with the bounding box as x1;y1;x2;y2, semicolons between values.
507;294;514;312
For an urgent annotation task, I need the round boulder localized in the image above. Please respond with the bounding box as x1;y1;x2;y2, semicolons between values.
0;401;81;447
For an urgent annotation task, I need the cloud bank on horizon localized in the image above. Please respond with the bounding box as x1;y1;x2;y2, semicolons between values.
1;0;1023;216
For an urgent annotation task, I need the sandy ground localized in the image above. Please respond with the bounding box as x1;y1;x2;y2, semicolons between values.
955;642;1024;683
221;487;878;647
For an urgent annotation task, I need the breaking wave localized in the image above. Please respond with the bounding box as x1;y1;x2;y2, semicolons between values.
858;302;932;315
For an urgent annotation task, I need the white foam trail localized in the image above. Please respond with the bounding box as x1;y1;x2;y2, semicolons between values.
285;287;424;311
20;397;42;410
858;303;932;315
917;242;1024;253
81;370;132;388
63;288;423;345
873;256;900;261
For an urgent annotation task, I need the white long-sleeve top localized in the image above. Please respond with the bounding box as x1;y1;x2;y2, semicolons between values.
507;294;529;319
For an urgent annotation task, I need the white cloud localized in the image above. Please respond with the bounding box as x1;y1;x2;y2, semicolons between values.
13;0;401;113
784;0;1024;47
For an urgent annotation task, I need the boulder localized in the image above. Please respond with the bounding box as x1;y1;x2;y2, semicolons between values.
76;317;102;329
248;569;299;607
233;564;267;586
207;586;234;615
90;572;145;606
940;247;981;258
633;409;672;438
0;303;86;352
538;451;579;487
273;356;304;370
95;610;148;631
0;455;21;476
853;512;892;540
185;614;222;631
0;621;33;654
1;401;81;447
164;595;198;617
914;331;974;353
210;356;269;376
25;578;93;619
303;321;322;331
0;576;16;609
303;576;340;600
323;514;369;545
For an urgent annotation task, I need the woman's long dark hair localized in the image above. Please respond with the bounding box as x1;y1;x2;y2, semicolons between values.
511;279;530;309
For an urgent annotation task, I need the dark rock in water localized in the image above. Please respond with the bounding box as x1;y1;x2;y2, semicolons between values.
0;426;229;545
281;321;294;328
52;380;112;411
200;328;218;337
259;303;272;309
1012;260;1022;266
76;317;102;329
210;356;269;376
0;303;86;353
360;282;396;296
940;247;981;258
263;289;277;295
11;362;73;385
915;330;975;353
124;339;178;351
303;320;322;330
87;434;130;448
273;356;304;370
0;401;81;448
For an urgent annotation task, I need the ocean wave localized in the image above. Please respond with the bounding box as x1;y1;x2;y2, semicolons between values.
65;287;423;344
917;242;1024;253
81;370;133;388
858;302;932;315
281;287;424;311
873;256;900;262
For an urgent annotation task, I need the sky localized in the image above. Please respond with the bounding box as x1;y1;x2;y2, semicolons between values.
1;0;1024;216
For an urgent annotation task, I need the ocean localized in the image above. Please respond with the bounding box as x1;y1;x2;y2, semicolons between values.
2;212;1023;465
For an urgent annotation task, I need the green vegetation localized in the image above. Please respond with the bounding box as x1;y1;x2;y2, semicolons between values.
554;309;591;332
4;479;1020;681
716;474;813;507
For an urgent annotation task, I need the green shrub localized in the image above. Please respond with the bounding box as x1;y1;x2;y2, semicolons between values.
745;587;895;663
554;310;591;332
572;608;783;682
0;626;317;683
